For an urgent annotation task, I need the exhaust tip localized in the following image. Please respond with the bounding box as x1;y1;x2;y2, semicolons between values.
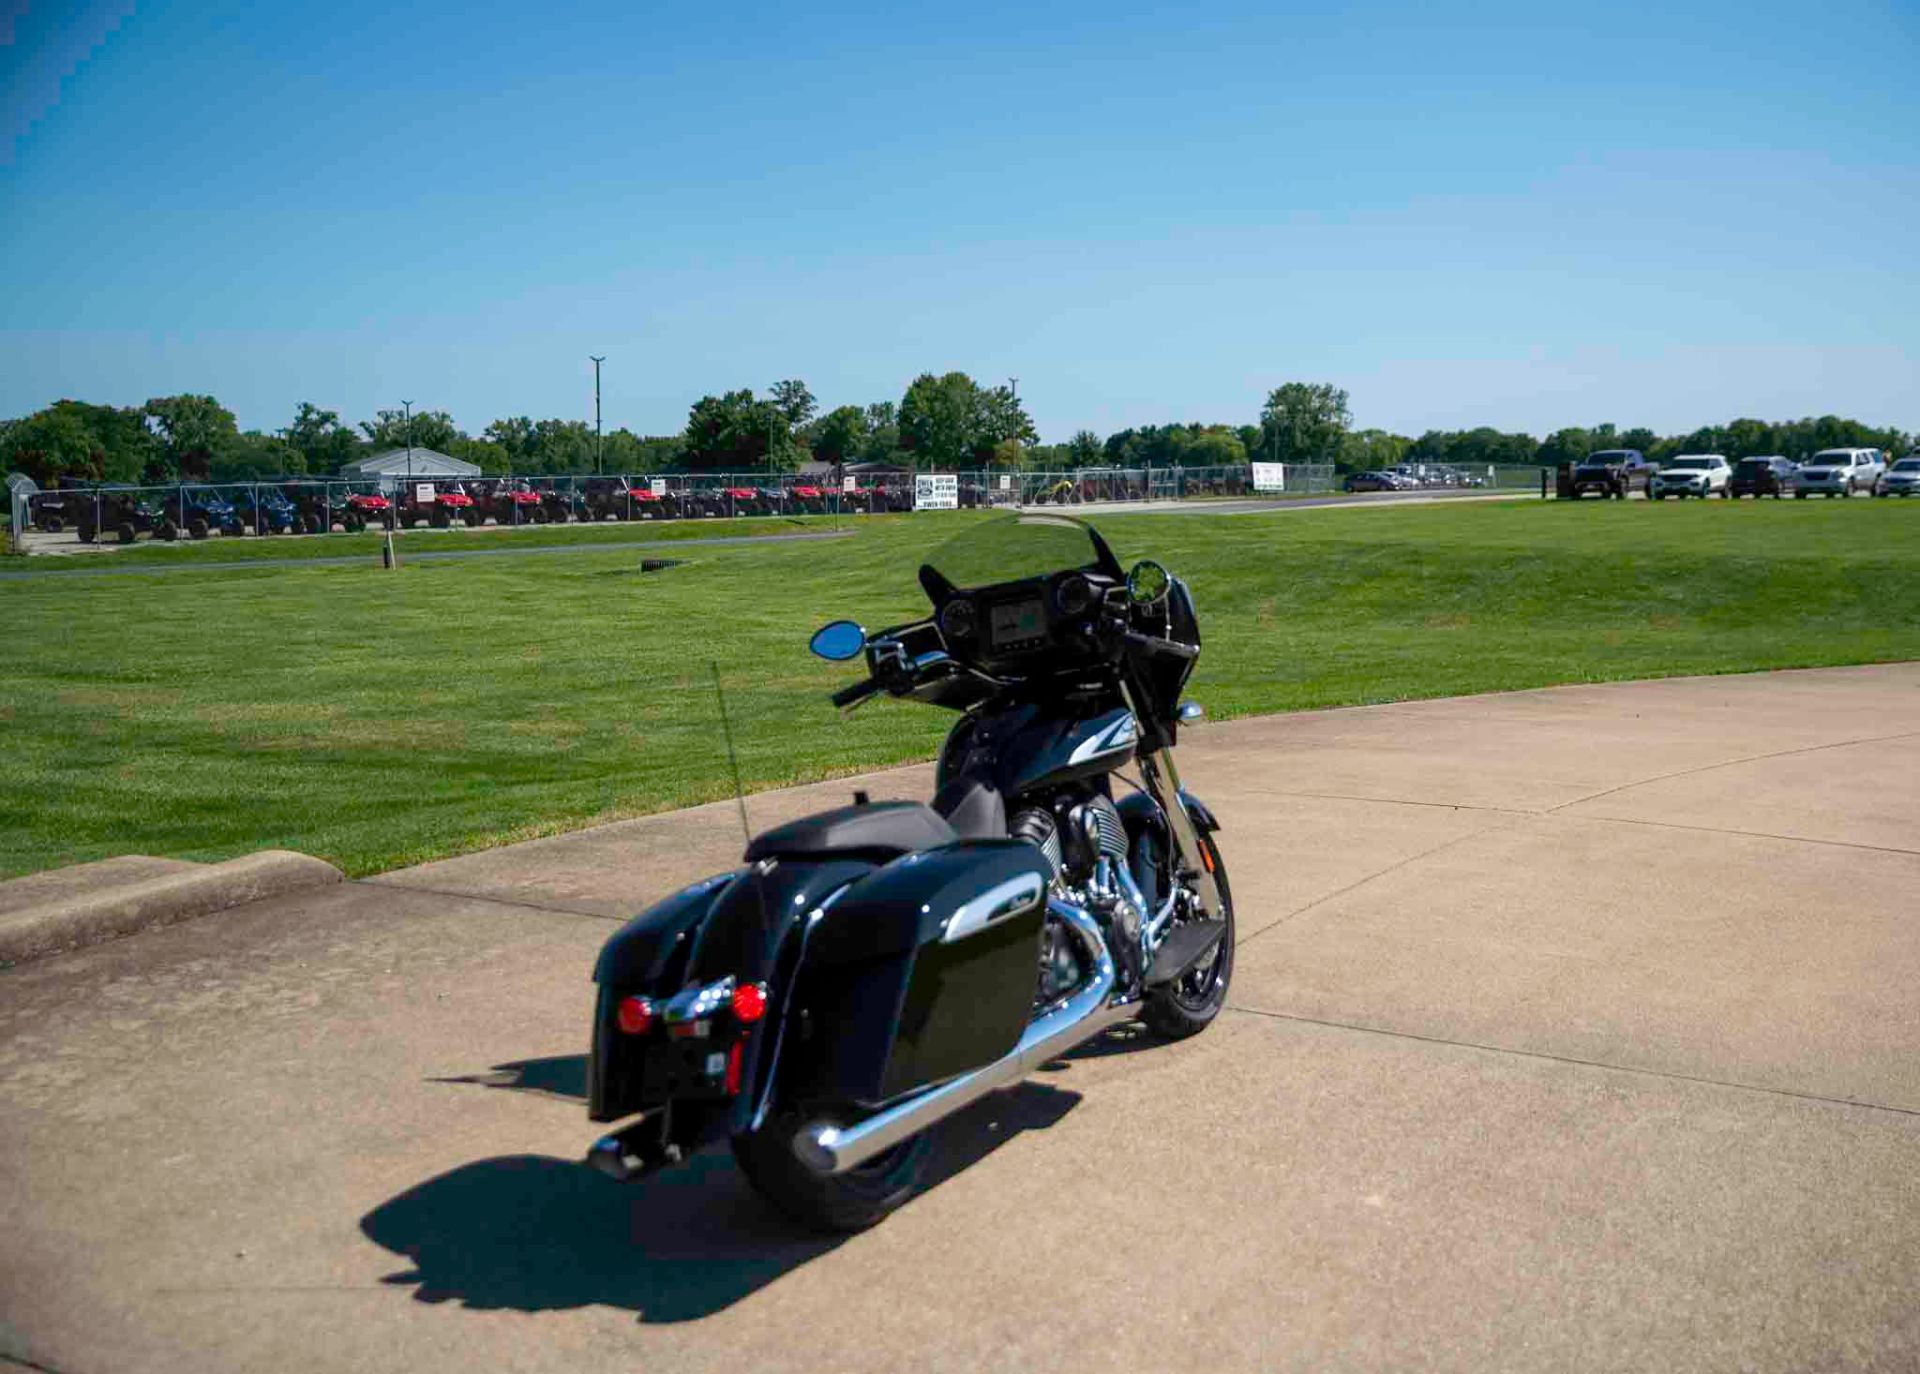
791;1123;842;1174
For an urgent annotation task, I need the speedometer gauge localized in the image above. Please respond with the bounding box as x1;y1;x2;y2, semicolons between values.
939;598;977;641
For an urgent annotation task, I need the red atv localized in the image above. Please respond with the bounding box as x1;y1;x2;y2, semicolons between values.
338;491;394;532
475;479;547;526
396;481;479;529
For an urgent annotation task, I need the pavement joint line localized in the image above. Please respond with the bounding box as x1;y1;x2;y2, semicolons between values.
1221;1003;1920;1121
353;878;625;923
1233;816;1524;949
1235;786;1536;817
1545;728;1920;815
1562;812;1920;858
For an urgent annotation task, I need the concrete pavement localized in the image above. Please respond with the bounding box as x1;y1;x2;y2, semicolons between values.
3;664;1917;1372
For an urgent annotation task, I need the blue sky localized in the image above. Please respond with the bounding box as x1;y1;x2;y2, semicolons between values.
3;0;1916;442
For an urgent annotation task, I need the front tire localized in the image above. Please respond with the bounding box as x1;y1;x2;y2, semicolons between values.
733;1110;932;1233
1142;831;1235;1040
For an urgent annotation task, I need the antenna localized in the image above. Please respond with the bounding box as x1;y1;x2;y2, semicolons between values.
710;661;752;845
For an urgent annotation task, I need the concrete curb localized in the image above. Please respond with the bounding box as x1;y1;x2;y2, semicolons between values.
0;850;344;965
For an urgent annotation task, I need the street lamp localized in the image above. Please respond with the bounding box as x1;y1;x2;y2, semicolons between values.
401;399;414;507
590;356;605;476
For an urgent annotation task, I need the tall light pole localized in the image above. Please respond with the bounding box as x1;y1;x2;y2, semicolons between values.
401;399;414;503
590;356;606;475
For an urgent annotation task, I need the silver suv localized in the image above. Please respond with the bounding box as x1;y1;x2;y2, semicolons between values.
1794;448;1886;498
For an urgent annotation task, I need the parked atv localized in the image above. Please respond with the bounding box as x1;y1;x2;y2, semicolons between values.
158;487;243;540
539;486;586;524
473;478;548;526
73;488;163;544
335;491;394;532
232;487;299;535
26;489;82;534
396;481;480;528
788;483;828;514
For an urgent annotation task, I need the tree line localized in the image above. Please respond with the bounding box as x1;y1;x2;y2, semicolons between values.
3;378;1910;487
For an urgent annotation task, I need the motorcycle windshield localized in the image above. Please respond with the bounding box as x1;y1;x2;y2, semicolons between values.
921;514;1118;594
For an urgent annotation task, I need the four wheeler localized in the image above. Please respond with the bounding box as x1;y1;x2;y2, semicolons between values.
539;485;587;524
472;478;548;526
395;481;479;528
27;489;82;534
73;488;164;544
336;491;394;532
787;483;828;514
158;487;243;540
581;477;654;521
231;487;300;534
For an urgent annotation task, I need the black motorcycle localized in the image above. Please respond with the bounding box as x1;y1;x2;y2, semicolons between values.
585;514;1232;1230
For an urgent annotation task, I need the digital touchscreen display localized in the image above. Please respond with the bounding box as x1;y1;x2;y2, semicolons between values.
990;598;1047;649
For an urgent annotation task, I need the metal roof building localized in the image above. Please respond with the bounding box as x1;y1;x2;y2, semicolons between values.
337;448;481;479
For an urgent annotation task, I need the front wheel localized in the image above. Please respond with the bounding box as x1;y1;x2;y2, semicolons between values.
1142;831;1235;1040
732;1110;932;1233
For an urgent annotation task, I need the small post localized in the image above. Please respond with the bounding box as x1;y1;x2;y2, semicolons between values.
382;527;398;568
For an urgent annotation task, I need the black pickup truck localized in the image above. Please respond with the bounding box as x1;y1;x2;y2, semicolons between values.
1566;449;1656;499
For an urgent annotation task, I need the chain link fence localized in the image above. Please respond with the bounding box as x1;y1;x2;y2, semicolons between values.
13;462;1542;546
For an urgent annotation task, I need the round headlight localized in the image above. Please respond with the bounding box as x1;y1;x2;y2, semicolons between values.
1054;574;1094;618
940;598;976;640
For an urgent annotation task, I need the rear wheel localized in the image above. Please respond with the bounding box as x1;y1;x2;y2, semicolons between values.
117;521;137;544
733;1110;932;1233
1142;831;1235;1040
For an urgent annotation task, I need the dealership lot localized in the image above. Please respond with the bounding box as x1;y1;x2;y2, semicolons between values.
3;663;1916;1373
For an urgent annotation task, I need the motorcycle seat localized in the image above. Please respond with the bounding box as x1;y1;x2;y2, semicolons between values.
744;801;958;863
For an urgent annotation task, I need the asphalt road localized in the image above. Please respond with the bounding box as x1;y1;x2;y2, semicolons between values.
3;664;1917;1373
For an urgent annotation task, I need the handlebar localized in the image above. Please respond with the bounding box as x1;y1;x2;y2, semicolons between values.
1123;628;1200;661
831;676;883;709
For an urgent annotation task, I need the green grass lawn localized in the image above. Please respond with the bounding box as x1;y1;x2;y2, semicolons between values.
2;499;1915;879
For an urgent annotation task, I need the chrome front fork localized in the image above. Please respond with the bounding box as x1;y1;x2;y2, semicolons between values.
1136;745;1223;920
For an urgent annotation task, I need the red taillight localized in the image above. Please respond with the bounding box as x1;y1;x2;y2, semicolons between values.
615;995;654;1035
725;1040;744;1095
731;982;768;1023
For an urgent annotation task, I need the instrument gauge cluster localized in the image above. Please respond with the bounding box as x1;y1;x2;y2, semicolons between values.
938;597;977;643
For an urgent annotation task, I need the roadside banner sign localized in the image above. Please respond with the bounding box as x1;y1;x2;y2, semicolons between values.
1251;463;1286;492
650;477;667;496
998;474;1012;490
914;473;959;510
415;482;436;503
843;475;858;492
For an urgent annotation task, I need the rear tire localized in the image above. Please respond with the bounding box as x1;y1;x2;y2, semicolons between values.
733;1110;932;1233
1142;831;1235;1040
117;521;137;544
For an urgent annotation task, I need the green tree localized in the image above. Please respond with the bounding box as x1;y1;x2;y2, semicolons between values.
1067;430;1103;467
3;408;99;484
899;372;985;469
859;402;901;463
1258;383;1350;466
811;405;869;466
146;394;239;479
286;402;363;473
767;379;817;429
682;390;791;471
1340;428;1411;472
482;416;536;466
1186;428;1248;466
360;408;459;453
212;432;300;480
1536;427;1593;468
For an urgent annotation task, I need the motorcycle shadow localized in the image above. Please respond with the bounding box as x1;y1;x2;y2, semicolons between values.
361;1066;1080;1324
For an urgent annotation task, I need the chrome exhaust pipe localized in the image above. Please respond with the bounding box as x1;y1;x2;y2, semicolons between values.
793;898;1136;1175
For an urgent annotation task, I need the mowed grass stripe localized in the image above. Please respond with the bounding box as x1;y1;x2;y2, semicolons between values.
2;500;1915;879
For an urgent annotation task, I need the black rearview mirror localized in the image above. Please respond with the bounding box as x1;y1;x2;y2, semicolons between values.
1126;560;1171;607
810;620;867;661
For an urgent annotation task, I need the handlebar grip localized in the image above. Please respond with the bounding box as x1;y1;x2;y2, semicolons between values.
832;676;883;708
1124;629;1200;661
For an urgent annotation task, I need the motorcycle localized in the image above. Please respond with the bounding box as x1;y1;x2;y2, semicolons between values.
584;514;1232;1230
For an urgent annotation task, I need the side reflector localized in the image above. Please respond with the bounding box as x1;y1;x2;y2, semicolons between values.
725;1040;744;1095
616;995;654;1035
731;982;769;1023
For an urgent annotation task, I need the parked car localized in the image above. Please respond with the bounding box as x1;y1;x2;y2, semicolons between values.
1648;454;1732;500
1874;455;1920;498
1727;456;1797;500
1343;471;1400;492
1795;448;1886;498
1568;449;1655;499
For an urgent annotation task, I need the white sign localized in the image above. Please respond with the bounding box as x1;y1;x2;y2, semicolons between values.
650;477;667;496
914;473;959;510
1251;463;1286;493
843;475;858;492
997;474;1012;490
415;483;436;503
